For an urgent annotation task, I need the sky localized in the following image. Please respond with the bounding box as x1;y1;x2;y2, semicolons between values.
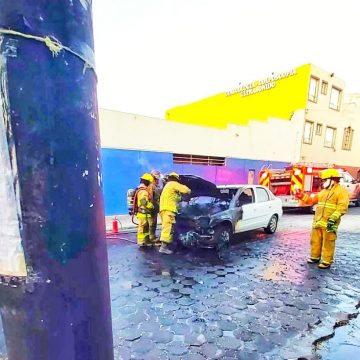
93;0;360;119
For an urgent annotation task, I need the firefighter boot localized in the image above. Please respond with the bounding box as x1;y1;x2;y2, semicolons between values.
159;242;173;255
318;262;331;269
154;239;162;246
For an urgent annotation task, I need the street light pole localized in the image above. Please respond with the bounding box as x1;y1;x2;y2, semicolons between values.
0;1;114;359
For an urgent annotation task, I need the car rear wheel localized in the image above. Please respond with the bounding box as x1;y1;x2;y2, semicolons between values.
265;215;278;234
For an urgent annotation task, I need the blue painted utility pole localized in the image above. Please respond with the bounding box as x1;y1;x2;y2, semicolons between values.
0;1;114;359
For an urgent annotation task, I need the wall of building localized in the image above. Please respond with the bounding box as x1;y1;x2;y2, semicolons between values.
163;62;359;174
300;65;360;170
100;148;289;215
99;108;304;163
165;64;311;128
99;109;295;214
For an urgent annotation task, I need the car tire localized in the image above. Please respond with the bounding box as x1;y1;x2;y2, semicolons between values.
214;224;232;259
264;215;278;234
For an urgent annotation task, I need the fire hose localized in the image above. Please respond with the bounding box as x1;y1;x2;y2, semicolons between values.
131;214;139;225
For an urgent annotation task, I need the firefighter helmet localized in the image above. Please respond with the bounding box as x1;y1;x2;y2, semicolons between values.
320;168;341;180
168;172;180;180
140;173;154;183
151;170;161;179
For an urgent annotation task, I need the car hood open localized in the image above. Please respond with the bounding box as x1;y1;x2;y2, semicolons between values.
179;175;226;199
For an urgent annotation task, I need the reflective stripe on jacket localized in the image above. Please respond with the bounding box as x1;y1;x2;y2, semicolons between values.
159;181;191;213
301;183;349;230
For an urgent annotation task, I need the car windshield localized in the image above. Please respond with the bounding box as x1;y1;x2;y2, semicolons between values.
178;195;231;217
218;187;244;199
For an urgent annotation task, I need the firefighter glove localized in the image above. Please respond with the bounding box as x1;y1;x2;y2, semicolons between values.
326;218;336;233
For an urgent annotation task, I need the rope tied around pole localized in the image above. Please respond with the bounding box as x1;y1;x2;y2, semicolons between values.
43;36;63;56
0;28;96;75
0;29;63;57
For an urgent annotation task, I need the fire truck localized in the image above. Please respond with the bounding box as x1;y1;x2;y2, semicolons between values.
259;163;360;210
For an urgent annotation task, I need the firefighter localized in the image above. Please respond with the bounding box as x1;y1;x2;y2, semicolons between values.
158;172;191;254
149;170;162;243
135;173;155;247
295;168;349;268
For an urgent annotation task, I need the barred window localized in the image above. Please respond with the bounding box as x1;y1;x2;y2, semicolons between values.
321;81;328;95
316;123;323;135
173;153;225;166
342;127;354;150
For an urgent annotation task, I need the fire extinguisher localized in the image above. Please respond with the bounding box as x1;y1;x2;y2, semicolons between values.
112;217;119;233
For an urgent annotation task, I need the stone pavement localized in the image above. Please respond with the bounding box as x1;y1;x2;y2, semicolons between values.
108;207;360;359
1;209;359;359
316;311;360;359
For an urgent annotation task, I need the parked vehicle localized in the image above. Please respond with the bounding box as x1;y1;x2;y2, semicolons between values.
259;163;360;209
340;170;360;207
175;175;283;252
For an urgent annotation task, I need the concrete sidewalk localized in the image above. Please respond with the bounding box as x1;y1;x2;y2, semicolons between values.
105;214;161;233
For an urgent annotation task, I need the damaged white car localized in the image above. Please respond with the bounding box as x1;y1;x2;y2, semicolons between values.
175;175;283;252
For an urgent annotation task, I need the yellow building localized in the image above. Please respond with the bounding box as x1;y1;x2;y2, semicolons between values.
166;64;360;177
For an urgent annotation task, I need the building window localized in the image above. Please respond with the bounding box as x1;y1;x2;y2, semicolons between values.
303;121;314;144
342;127;354;150
329;87;342;110
324;127;336;148
321;81;328;95
308;76;319;102
173;153;225;166
316;123;323;135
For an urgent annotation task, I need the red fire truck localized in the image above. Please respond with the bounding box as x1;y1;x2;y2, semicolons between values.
259;163;360;209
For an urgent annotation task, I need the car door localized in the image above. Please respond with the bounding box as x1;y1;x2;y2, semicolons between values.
254;186;273;227
233;187;257;232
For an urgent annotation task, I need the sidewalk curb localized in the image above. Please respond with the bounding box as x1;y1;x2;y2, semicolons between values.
105;214;161;233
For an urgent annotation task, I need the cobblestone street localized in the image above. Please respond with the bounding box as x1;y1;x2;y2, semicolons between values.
1;209;360;359
108;207;360;359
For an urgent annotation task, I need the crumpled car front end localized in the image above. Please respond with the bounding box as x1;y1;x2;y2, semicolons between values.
173;175;233;249
175;198;231;248
176;211;216;248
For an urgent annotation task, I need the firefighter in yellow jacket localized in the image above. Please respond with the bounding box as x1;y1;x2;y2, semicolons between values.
295;168;349;268
135;173;155;247
148;170;162;243
158;172;191;254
